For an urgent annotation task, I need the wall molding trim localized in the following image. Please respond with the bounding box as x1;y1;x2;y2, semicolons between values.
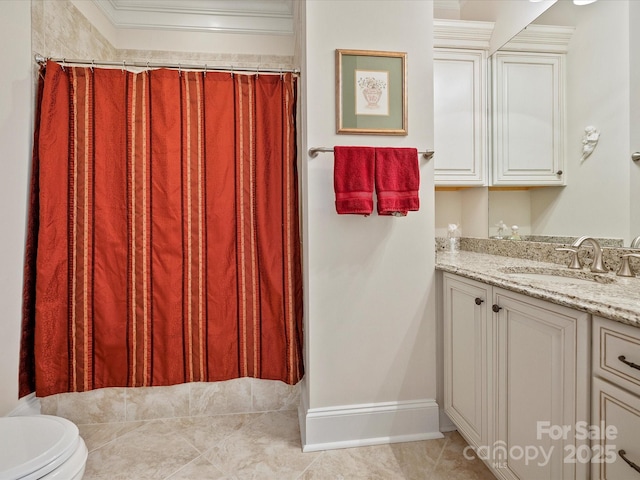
501;24;575;54
92;0;294;35
434;21;574;54
434;19;494;50
298;387;443;452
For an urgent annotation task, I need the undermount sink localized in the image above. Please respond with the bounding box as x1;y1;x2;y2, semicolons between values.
497;266;616;285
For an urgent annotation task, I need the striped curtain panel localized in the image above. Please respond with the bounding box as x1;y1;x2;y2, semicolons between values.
20;61;303;397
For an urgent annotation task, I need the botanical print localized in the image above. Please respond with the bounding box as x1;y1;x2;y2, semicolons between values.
355;69;389;116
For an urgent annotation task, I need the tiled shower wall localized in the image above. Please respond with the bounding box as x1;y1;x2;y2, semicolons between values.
31;0;298;424
40;379;299;425
31;0;116;62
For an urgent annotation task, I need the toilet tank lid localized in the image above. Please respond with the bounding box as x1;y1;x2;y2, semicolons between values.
0;415;79;479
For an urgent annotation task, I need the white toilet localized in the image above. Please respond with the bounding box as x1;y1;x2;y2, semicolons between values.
0;415;88;480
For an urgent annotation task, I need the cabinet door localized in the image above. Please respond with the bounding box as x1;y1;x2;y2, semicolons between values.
592;376;640;480
443;273;491;448
492;52;565;186
434;49;487;186
493;288;589;480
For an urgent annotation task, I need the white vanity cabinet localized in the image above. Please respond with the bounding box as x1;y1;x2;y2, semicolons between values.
443;274;491;447
492;287;589;480
591;316;640;479
434;48;487;186
443;273;589;480
491;51;566;186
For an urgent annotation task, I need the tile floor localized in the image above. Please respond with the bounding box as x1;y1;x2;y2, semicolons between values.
78;409;496;479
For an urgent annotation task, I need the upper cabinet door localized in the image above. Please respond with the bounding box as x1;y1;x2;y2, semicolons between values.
492;52;566;186
434;49;487;186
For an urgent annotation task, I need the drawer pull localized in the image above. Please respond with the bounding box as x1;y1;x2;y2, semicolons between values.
492;304;502;313
475;297;484;305
618;355;640;371
619;450;640;474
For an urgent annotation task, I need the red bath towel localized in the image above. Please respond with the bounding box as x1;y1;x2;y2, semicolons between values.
375;147;420;216
334;146;375;215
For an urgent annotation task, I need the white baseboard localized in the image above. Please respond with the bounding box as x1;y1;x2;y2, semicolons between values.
8;393;41;417
298;388;443;452
439;408;457;433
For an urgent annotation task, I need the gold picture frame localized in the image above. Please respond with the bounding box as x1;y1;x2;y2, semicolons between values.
336;49;407;135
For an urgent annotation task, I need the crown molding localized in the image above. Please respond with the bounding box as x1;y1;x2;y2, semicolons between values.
92;0;294;35
434;19;495;50
434;0;461;13
434;21;574;53
500;24;575;53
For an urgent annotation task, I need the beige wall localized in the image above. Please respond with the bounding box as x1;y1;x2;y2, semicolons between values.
301;0;436;411
0;1;32;416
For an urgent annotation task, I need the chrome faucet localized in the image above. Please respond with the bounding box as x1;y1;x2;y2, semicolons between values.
630;235;640;249
571;236;608;273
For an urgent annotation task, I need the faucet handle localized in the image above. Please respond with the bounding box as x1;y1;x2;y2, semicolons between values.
616;253;640;277
556;247;583;270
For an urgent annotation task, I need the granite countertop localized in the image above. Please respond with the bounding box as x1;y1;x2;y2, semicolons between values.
436;250;640;328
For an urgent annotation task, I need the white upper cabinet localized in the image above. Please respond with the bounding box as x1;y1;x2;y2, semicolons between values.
434;21;574;187
491;51;566;186
434;48;487;186
433;20;492;187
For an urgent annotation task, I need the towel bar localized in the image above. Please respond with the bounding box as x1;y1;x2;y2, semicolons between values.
308;147;434;160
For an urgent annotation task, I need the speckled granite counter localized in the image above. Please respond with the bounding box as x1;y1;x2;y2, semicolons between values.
436;250;640;328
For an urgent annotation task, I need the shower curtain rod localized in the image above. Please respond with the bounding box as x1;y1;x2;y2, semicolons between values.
34;54;300;75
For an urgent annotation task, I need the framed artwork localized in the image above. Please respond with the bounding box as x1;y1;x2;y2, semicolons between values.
336;49;407;135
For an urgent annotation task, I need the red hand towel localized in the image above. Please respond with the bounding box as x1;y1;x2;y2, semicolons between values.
334;146;375;215
375;147;420;216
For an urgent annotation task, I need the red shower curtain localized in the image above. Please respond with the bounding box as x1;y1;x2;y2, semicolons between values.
20;61;303;397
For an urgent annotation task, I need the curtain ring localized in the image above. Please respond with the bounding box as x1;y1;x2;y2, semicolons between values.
61;58;66;71
146;61;150;70
280;67;283;80
178;64;181;77
230;65;234;78
90;59;94;73
256;65;259;78
204;64;207;77
121;60;126;74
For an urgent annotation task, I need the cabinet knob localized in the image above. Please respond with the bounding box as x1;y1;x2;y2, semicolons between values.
556;170;563;175
475;297;484;305
492;304;502;313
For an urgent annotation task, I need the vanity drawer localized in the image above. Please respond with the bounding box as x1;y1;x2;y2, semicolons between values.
593;316;640;397
592;377;640;480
